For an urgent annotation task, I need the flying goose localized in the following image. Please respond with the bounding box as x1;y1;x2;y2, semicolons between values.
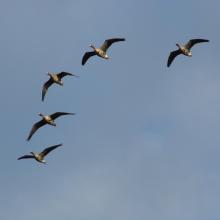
82;38;125;65
18;144;62;164
27;112;75;141
167;39;209;67
42;72;79;101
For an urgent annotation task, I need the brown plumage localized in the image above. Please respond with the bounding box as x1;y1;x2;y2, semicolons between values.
27;112;75;141
42;71;79;101
167;39;209;67
18;144;62;164
82;38;125;65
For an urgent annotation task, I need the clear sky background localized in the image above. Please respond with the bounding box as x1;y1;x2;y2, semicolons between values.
0;0;220;220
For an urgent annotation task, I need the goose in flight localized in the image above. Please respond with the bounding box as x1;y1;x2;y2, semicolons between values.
167;39;209;67
18;144;62;164
82;38;125;65
27;112;75;141
42;71;79;101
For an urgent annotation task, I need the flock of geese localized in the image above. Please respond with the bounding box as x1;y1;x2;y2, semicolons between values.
17;37;209;164
18;38;125;164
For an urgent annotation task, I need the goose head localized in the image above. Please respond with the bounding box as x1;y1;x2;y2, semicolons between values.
89;44;96;50
47;72;52;77
188;51;192;57
176;43;181;49
30;152;37;157
38;113;44;118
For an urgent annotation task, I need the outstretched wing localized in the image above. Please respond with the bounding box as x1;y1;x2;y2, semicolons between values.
82;51;96;65
185;39;209;50
100;38;125;52
39;144;62;157
50;112;75;120
167;49;182;67
42;78;53;101
27;120;45;141
57;72;78;78
18;155;35;160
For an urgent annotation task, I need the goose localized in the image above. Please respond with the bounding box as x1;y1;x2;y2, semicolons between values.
82;38;125;65
167;39;209;67
27;112;75;141
42;72;79;101
18;144;62;164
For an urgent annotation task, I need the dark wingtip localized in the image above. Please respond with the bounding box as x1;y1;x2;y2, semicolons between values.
26;134;31;141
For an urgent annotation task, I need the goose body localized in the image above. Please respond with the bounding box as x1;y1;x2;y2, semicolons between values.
90;46;109;59
27;112;75;141
18;144;62;164
176;44;192;56
82;38;125;65
42;72;78;101
40;113;56;126
167;39;209;67
49;73;63;85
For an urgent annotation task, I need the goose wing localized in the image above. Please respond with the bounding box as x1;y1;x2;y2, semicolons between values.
100;38;125;52
42;78;54;101
27;119;46;141
57;72;78;78
18;155;35;160
50;112;75;120
82;51;96;65
167;49;182;67
185;39;209;50
39;144;62;158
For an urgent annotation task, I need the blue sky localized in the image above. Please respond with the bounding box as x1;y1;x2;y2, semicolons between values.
1;0;220;219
